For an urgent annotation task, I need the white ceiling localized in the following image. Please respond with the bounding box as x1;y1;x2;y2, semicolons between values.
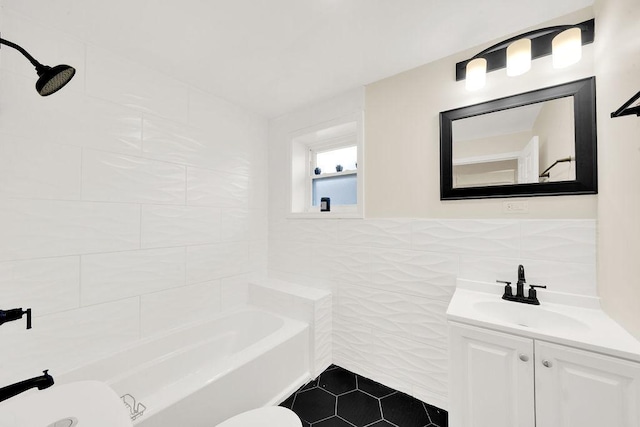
3;0;593;118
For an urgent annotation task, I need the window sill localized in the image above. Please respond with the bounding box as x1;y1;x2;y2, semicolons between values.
287;211;363;220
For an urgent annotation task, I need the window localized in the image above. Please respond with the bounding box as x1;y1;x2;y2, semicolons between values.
290;113;364;217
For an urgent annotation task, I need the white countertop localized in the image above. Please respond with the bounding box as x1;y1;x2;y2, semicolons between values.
447;279;640;363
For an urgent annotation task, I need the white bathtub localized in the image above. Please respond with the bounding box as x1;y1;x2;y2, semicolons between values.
59;307;310;427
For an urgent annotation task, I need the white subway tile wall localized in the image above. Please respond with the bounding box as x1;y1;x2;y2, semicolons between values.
0;9;268;385
269;218;597;408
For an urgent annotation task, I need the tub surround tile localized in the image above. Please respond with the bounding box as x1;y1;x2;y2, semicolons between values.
141;205;221;248
140;280;222;337
0;77;144;157
0;136;82;200
81;247;186;306
0;200;140;262
82;150;186;204
86;45;189;123
187;167;249;208
0;11;268;387
0;257;80;316
0;298;140;386
186;242;249;284
281;365;448;427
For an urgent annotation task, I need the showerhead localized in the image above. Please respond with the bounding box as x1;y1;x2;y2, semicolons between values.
1;36;76;96
36;64;76;96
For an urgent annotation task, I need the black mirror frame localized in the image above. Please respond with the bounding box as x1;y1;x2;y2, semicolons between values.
440;77;597;200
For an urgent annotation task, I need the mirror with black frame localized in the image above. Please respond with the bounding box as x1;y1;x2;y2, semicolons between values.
440;77;597;200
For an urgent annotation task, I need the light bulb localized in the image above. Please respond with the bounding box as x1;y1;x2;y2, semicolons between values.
506;38;531;76
465;58;487;91
553;27;582;69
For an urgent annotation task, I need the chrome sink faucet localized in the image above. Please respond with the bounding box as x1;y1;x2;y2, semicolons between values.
497;265;547;305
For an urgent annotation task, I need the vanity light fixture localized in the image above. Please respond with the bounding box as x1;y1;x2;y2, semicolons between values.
0;35;76;96
456;19;594;91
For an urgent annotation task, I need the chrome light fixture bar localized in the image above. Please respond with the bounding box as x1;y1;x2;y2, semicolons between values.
456;19;594;90
0;34;76;96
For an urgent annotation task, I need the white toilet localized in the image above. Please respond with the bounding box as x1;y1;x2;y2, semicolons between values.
217;406;302;427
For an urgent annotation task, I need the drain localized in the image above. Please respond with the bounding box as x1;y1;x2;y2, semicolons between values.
47;417;78;427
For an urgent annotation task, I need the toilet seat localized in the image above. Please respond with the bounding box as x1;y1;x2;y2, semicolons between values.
216;407;301;427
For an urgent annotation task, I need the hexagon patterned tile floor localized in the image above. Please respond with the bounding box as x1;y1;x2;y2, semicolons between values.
280;365;447;427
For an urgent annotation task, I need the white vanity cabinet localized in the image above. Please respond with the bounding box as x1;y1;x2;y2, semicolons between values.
449;322;640;427
449;323;535;427
535;340;640;427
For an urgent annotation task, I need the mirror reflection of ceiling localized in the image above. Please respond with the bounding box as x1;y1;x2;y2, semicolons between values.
2;0;594;117
453;104;544;142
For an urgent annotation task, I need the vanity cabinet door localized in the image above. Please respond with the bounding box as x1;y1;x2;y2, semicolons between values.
449;323;535;427
535;341;640;427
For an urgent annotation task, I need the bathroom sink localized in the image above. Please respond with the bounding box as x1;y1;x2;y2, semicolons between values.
0;380;132;427
472;300;590;332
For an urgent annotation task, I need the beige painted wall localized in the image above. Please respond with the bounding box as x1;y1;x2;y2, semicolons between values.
364;8;597;219
595;0;640;340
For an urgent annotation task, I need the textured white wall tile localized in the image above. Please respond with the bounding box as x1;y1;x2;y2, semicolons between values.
412;219;520;257
412;384;448;412
332;315;373;371
142;114;251;176
372;332;449;398
338;219;412;249
86;46;189;123
314;295;333;376
370;248;458;301
188;87;252;140
273;219;340;244
0;257;80;316
248;283;295;313
187;167;249;208
460;254;597;296
520;220;596;264
81;248;186;306
186;242;249;284
141;205;221;248
311;244;371;285
82;150;186;204
248;209;268;241
519;258;597;296
0;200;140;261
0;10;85;82
221;208;250;241
68;96;143;156
142;115;211;165
0;298;140;385
0;74;143;157
0;136;81;200
268;240;313;275
339;285;448;347
221;274;253;309
141;280;222;337
459;255;520;284
249;240;268;272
